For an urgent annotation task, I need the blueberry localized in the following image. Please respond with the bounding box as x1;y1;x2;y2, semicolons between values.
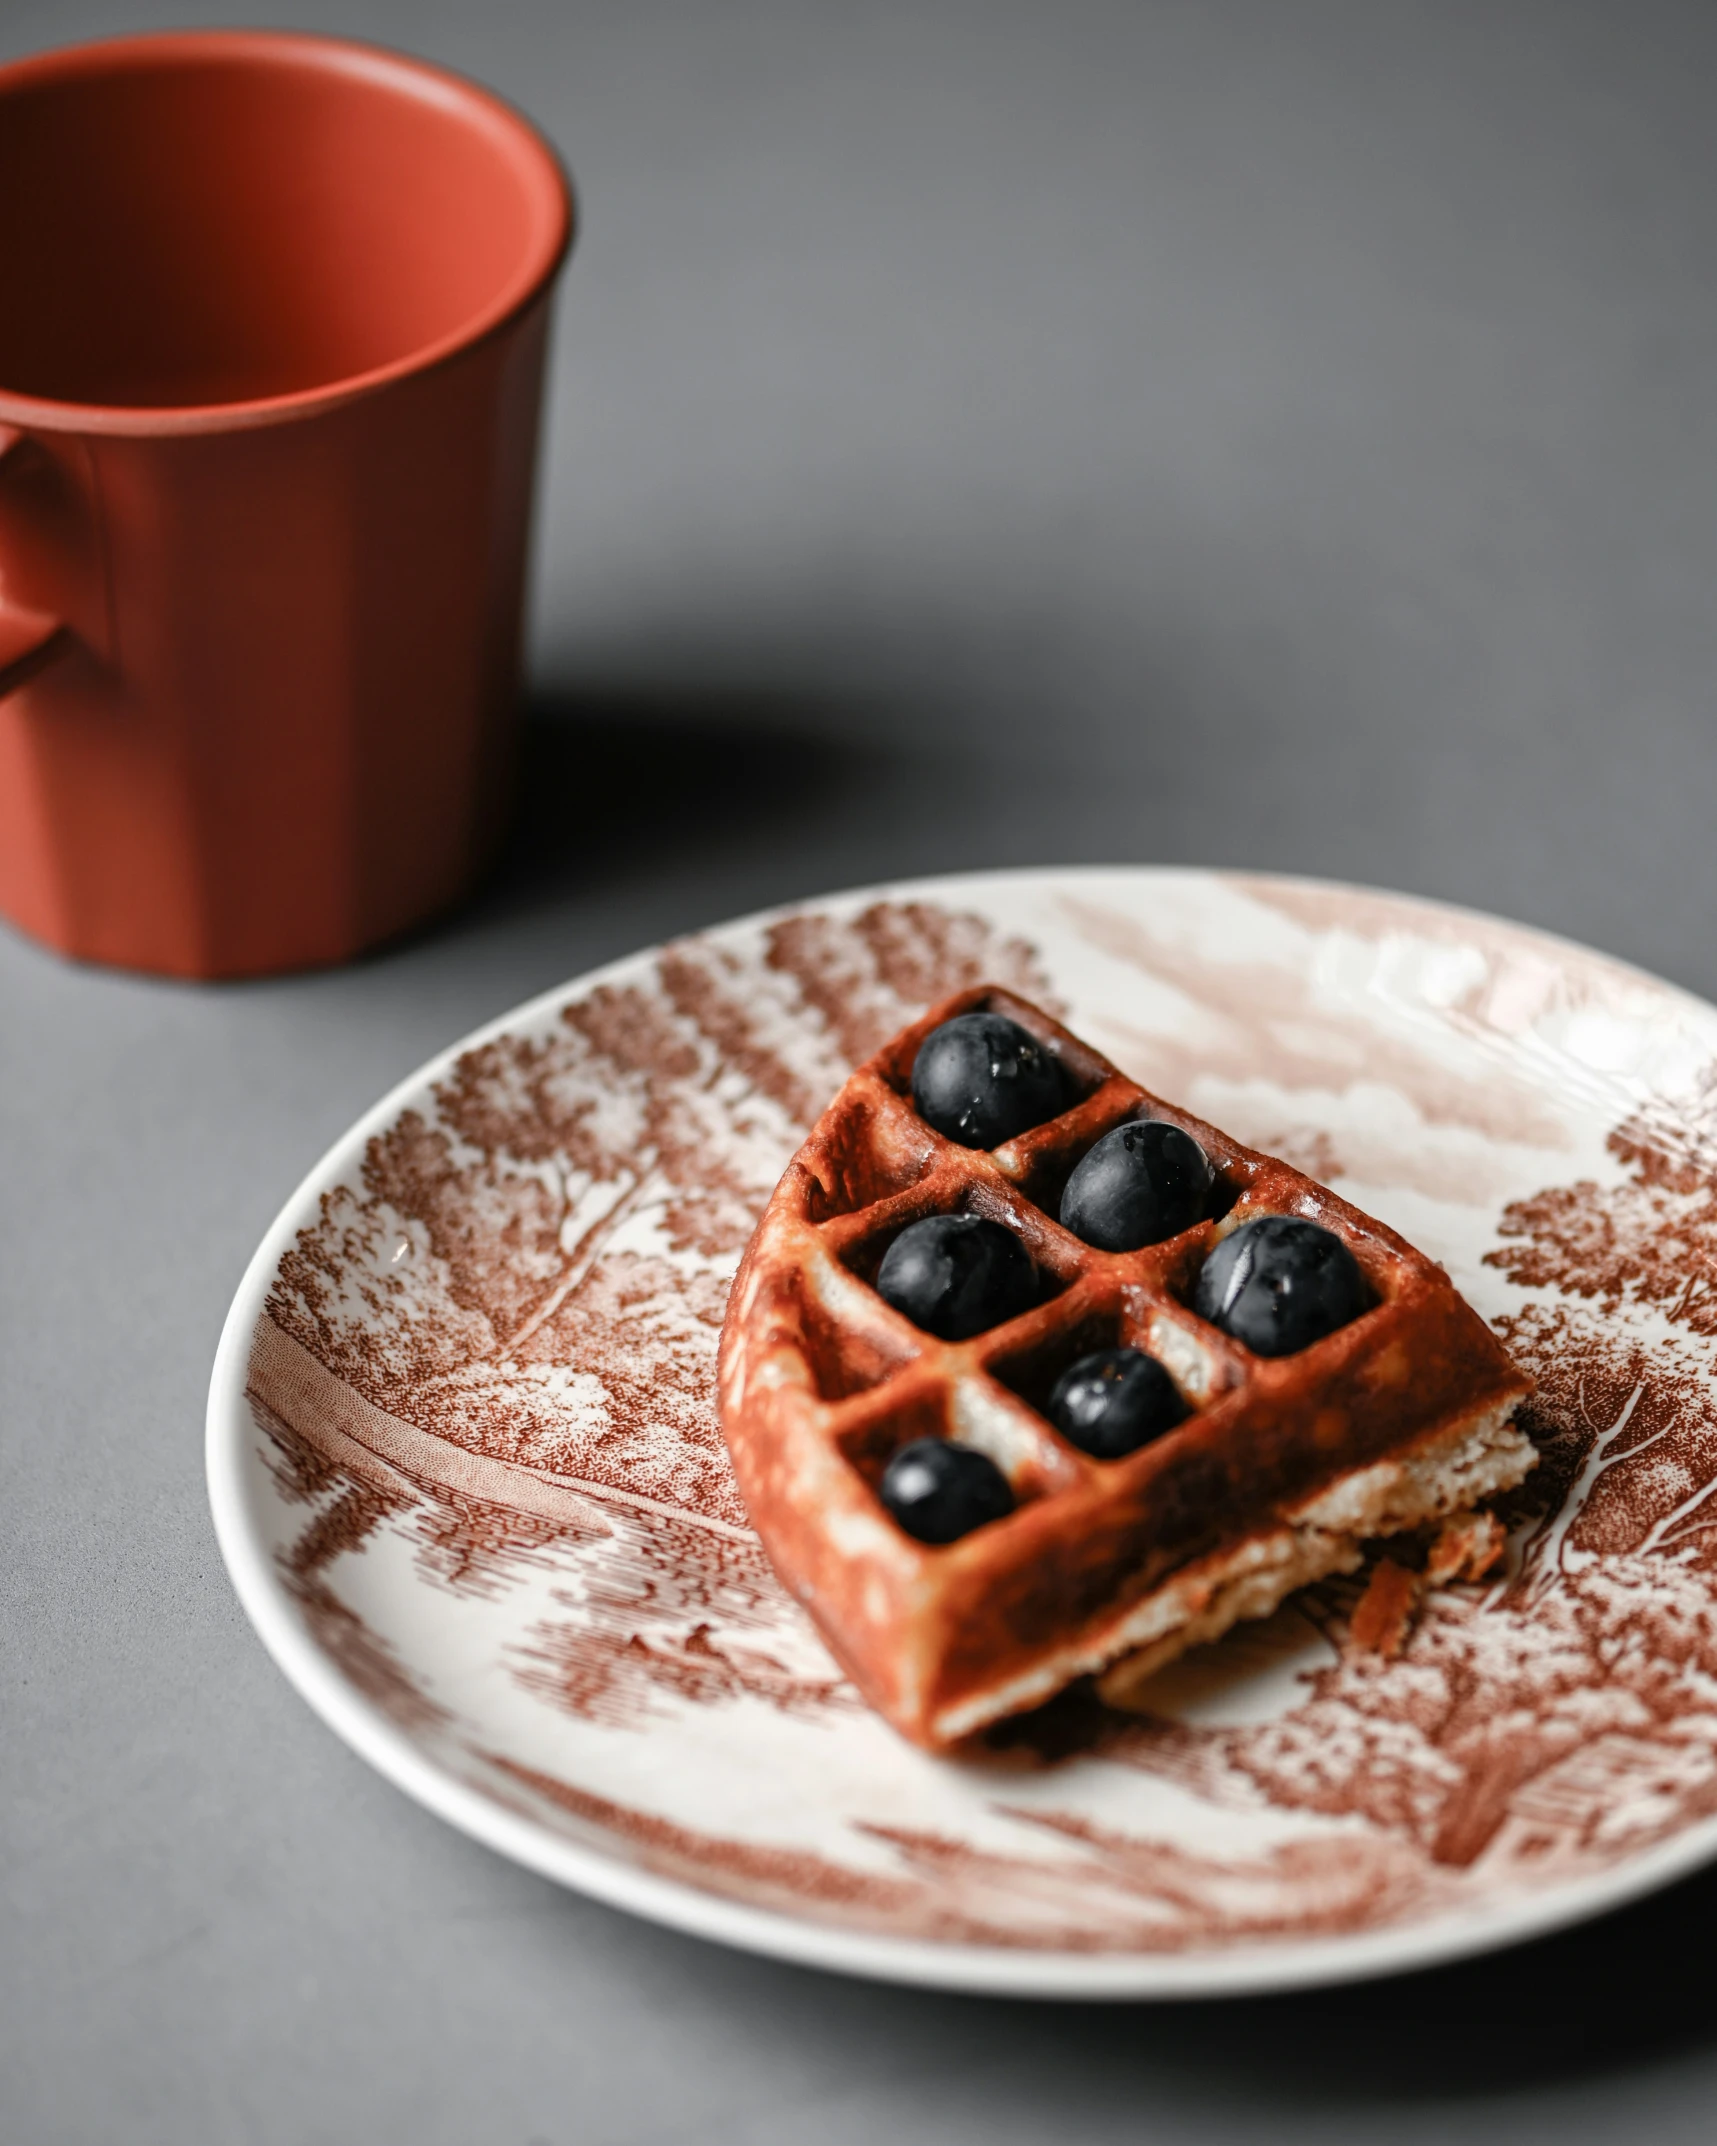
879;1437;1015;1543
874;1213;1037;1340
1047;1347;1186;1459
1059;1119;1214;1251
910;1011;1066;1148
1193;1215;1367;1356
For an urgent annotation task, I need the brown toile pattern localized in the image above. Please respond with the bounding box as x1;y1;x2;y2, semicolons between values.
257;900;1058;1730
245;887;1717;1952
475;1749;1434;1951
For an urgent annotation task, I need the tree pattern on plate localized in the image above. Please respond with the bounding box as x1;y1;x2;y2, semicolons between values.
259;899;1055;1725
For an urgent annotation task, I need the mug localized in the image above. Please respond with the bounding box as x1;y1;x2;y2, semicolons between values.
0;32;572;978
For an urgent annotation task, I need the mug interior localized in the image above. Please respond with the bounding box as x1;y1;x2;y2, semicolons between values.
0;40;565;411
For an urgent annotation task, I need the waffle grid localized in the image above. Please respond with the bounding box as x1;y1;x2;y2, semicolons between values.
718;986;1531;1748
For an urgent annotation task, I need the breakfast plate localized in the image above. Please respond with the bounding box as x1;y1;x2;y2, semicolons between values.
207;867;1717;1995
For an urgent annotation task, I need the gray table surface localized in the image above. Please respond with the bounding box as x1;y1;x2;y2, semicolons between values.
7;2;1717;2139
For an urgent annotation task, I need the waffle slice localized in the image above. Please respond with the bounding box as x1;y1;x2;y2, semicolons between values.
717;987;1535;1749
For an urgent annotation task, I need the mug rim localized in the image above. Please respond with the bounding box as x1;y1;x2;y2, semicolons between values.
0;28;576;438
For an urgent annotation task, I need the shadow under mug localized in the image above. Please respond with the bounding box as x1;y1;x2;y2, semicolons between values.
0;31;573;979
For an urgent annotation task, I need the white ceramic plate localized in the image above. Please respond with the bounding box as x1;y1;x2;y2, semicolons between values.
208;868;1717;1996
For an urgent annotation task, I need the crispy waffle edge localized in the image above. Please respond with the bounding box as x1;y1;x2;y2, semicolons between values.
716;985;1535;1751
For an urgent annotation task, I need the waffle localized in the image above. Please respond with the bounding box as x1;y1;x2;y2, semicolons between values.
717;987;1535;1750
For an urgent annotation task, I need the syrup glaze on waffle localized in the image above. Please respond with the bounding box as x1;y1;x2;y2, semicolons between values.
719;985;1534;1749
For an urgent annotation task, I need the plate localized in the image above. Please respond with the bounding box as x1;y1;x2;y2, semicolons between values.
207;868;1717;1996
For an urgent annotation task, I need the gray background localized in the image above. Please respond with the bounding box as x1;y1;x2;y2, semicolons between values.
5;1;1717;2139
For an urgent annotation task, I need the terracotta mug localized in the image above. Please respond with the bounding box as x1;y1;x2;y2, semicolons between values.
0;32;572;978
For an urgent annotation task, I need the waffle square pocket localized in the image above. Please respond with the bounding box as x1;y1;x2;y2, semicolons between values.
718;987;1535;1749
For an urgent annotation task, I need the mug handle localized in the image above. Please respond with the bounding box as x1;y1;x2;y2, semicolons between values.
0;424;74;698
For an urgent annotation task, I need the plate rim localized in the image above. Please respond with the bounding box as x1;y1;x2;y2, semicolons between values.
205;862;1717;1998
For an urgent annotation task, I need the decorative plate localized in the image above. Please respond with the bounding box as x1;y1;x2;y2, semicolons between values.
207;869;1717;1996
